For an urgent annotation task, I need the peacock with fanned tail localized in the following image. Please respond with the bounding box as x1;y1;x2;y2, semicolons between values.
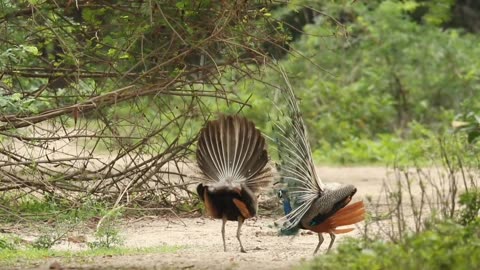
195;115;273;253
274;70;365;254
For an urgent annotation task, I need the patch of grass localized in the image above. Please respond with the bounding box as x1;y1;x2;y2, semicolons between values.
0;193;113;223
0;245;183;267
1;195;127;251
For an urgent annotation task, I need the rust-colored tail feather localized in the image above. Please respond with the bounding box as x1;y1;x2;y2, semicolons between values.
331;228;355;234
311;201;365;234
233;198;253;218
203;188;220;218
331;201;365;226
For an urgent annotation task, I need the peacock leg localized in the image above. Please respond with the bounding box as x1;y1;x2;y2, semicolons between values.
236;216;246;253
313;233;324;254
222;216;227;252
327;232;336;252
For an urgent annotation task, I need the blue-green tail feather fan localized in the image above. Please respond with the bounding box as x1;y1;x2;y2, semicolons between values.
271;66;365;253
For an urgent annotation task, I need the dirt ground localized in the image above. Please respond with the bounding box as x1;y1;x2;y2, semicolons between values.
3;166;393;270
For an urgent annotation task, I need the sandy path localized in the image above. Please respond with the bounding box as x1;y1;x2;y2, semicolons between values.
316;165;389;199
25;216;365;270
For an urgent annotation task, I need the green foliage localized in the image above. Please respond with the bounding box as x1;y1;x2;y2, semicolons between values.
1;194;125;251
313;122;435;164
301;219;480;270
32;234;58;250
458;190;480;226
453;112;480;143
255;0;480;162
30;217;79;250
0;235;18;251
1;0;288;127
420;0;456;26
2;0;478;166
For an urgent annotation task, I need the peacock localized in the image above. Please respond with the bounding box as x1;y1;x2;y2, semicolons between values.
195;115;273;253
273;69;365;254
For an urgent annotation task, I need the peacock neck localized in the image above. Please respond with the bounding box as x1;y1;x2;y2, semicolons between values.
279;195;300;236
282;197;292;215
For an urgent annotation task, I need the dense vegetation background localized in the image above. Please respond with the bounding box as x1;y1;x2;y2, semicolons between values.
245;0;480;164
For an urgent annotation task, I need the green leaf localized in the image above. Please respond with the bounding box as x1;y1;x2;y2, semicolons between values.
10;93;22;102
176;1;186;10
402;1;419;11
467;130;480;144
22;45;40;56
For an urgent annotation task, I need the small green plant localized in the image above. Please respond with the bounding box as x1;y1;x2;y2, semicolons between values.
87;207;124;249
31;221;77;250
0;236;16;250
87;227;123;249
32;234;58;250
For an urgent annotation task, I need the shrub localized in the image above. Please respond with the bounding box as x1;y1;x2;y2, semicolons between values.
457;189;480;226
302;219;480;270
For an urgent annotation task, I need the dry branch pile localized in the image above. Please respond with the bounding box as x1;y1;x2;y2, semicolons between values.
0;0;288;209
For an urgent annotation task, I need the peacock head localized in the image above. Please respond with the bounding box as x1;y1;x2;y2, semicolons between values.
277;189;286;199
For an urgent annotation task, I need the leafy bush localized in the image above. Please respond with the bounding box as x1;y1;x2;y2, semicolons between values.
458;190;480;226
310;129;480;270
453;112;480;144
253;0;480;162
312;122;435;164
302;219;480;270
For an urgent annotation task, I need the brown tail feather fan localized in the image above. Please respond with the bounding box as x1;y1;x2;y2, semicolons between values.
195;115;273;253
